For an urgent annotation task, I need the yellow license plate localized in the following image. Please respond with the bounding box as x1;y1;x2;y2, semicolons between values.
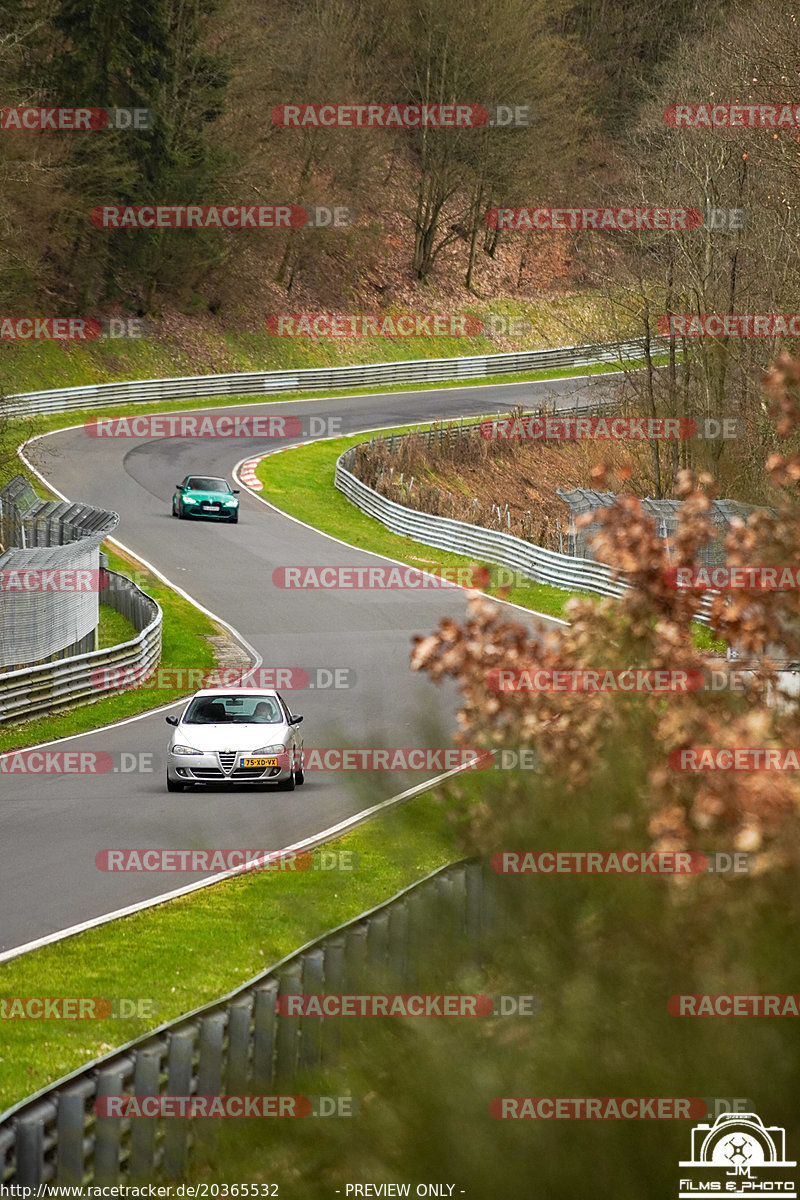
241;757;278;768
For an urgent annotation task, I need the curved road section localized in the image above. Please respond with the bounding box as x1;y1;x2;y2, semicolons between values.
0;374;614;952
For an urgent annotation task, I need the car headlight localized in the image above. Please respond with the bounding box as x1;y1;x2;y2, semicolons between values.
182;496;200;504
172;744;203;755
224;498;237;506
253;744;286;755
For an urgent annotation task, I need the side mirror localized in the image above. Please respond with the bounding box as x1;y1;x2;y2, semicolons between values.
289;715;304;725
232;489;240;495
165;716;179;726
175;484;183;490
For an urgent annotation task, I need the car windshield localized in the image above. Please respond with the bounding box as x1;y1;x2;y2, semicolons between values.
183;695;283;724
185;477;230;492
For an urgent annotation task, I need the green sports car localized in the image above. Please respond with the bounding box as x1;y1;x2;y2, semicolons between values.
172;475;240;523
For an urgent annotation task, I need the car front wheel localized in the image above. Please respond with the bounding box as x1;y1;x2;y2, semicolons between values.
167;775;185;792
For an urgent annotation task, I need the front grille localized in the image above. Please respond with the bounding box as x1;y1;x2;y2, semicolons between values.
218;752;238;773
230;767;267;779
190;768;226;780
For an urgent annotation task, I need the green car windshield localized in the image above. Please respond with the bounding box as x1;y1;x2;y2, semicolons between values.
184;477;231;492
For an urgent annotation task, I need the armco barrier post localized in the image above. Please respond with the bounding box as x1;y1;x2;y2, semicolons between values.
275;962;303;1081
251;980;278;1092
300;948;325;1070
404;884;431;992
56;1082;91;1185
367;909;390;986
387;900;409;981
465;862;485;949
322;938;346;1058
13;1099;53;1186
0;1126;15;1182
344;922;369;993
226;998;254;1095
161;1029;195;1180
128;1048;162;1183
94;1062;131;1184
195;1012;226;1160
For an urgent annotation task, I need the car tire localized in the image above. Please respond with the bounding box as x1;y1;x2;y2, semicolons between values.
230;512;239;524
167;775;185;792
277;770;296;792
177;502;186;519
294;755;305;785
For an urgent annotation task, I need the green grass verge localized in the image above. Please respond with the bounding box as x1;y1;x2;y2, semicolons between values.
97;602;138;650
254;425;728;651
0;787;458;1114
256;426;592;621
0;291;639;395
0;546;219;755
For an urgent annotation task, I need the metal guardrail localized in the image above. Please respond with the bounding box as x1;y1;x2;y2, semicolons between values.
0;568;162;723
3;337;670;418
0;859;491;1186
335;424;715;624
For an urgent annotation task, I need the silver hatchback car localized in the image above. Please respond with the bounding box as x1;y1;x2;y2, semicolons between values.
165;689;304;792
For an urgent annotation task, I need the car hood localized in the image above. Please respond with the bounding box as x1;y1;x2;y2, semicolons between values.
172;723;291;752
182;489;236;503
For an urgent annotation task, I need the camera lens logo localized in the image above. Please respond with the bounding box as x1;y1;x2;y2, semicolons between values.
679;1113;796;1197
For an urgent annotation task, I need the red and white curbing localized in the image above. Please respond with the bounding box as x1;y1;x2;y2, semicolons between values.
239;459;263;491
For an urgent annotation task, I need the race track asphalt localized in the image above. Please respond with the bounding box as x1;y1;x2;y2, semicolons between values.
0;372;616;952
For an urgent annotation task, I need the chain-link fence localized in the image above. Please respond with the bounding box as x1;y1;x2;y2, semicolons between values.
557;488;766;564
0;476;119;670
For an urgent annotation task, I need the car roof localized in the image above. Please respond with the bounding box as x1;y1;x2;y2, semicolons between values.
188;688;281;698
